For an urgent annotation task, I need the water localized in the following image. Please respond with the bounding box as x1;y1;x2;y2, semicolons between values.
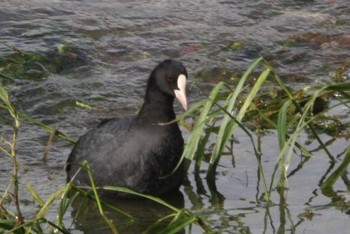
1;0;350;233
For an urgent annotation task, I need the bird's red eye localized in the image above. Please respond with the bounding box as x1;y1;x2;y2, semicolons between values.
166;76;174;82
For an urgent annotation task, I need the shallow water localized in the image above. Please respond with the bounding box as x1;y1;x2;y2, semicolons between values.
1;0;350;233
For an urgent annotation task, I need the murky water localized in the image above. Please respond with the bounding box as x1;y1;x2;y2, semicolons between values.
1;0;350;233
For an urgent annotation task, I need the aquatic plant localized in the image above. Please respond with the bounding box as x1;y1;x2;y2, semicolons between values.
0;40;91;82
179;57;350;202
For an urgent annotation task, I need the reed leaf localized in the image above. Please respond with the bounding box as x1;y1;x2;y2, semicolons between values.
208;59;270;176
103;186;179;212
182;81;226;168
84;161;119;234
277;100;291;151
35;187;66;219
26;183;44;207
321;146;350;192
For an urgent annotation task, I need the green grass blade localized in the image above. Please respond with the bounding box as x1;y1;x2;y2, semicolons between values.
36;187;66;219
83;162;119;234
277;100;291;150
321;146;350;192
209;61;270;175
103;186;179;212
157;214;198;234
182;81;226;167
26;183;44;207
20;113;76;144
325;82;350;91
272;70;335;162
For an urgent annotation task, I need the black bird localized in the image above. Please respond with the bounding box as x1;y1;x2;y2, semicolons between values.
66;59;188;197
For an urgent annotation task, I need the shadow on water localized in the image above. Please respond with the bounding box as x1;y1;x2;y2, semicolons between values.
70;190;185;234
69;163;228;234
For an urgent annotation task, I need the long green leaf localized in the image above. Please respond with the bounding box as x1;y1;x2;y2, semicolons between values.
103;186;179;212
277;100;291;150
182;81;226;166
209;59;270;174
321;146;350;191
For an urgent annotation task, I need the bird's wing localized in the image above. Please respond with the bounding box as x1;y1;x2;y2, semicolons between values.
66;117;135;178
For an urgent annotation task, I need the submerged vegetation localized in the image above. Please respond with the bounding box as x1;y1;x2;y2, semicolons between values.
0;43;350;233
0;40;91;82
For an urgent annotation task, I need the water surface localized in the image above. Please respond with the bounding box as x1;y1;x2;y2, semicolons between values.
1;0;350;233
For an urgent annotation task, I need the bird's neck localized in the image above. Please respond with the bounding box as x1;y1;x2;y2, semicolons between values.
137;88;176;124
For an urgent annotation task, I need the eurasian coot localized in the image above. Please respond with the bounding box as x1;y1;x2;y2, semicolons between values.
66;59;188;197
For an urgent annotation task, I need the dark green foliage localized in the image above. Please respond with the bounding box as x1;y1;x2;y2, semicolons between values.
178;57;350;201
0;40;91;82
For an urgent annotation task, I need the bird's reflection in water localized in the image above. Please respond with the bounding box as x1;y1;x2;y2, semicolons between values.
70;189;185;234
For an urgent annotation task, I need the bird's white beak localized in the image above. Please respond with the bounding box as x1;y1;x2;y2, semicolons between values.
174;74;187;110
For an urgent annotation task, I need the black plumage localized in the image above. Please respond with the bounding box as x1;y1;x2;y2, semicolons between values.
66;59;188;197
